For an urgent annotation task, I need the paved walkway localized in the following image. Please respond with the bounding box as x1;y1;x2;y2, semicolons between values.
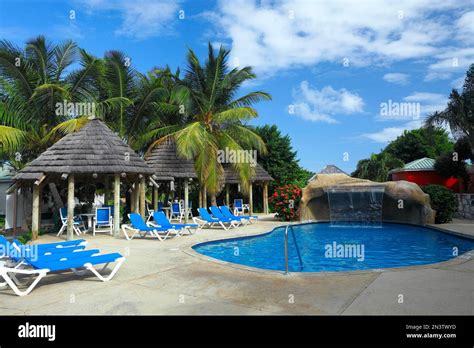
1;217;473;315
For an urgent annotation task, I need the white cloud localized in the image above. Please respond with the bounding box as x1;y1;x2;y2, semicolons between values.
403;92;448;115
362;120;422;143
292;81;364;123
425;47;474;81
212;0;468;76
457;11;474;43
383;73;409;85
367;91;449;142
81;0;181;39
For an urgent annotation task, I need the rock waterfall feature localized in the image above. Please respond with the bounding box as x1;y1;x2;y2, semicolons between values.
299;173;435;225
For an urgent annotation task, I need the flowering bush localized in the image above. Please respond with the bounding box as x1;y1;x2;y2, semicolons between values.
269;184;302;221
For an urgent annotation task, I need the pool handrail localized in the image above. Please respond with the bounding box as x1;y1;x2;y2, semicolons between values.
284;224;304;274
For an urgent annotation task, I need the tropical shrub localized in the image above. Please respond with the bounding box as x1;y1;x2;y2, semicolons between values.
422;184;458;223
269;184;302;221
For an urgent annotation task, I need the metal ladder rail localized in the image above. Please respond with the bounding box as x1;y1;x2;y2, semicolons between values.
284;224;303;274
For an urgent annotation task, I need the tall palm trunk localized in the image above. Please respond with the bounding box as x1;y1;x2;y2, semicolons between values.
210;194;217;207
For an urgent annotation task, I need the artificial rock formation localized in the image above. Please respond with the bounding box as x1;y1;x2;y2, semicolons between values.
299;173;435;225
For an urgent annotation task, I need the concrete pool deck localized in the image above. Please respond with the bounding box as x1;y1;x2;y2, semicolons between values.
1;216;473;315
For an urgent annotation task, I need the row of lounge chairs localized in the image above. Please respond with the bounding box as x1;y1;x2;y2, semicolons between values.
121;206;258;240
0;235;125;296
0;205;257;296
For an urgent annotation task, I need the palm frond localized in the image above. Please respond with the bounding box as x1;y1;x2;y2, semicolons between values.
0;125;27;153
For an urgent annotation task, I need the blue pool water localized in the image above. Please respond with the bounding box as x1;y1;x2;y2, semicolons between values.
193;223;474;272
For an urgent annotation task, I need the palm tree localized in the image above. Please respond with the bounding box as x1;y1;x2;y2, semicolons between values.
352;153;404;182
0;36;109;167
128;66;191;151
425;64;474;155
0;37;143;167
142;43;271;205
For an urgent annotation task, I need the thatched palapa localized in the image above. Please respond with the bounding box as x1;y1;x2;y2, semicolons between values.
145;140;197;180
14;118;154;181
222;163;273;184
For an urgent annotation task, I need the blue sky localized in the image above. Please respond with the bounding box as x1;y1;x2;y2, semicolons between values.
1;0;473;173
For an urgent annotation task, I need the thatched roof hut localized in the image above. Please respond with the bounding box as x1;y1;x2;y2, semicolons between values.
145;140;196;180
222;163;273;184
145;141;273;183
15;118;154;182
13;118;154;240
145;141;273;214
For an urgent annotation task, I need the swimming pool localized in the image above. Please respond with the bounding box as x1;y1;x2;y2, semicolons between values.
193;223;474;272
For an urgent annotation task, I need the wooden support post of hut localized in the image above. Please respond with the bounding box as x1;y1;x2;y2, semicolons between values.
113;173;120;237
130;183;136;213
184;179;189;223
263;182;269;214
134;181;140;214
139;175;146;219
225;184;230;206
153;186;159;211
67;174;75;241
248;182;253;216
12;187;18;237
31;184;41;240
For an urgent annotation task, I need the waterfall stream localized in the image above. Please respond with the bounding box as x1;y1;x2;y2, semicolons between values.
327;185;385;227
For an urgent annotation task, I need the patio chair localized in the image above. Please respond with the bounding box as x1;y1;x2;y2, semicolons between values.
103;205;115;217
209;206;241;227
169;202;184;222
57;207;87;237
151;211;198;236
219;205;258;224
178;200;193;220
193;208;239;230
233;199;250;216
146;204;154;223
121;213;175;241
92;207;113;236
0;249;125;296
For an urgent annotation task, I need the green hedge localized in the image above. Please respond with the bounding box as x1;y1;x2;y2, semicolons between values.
422;184;457;224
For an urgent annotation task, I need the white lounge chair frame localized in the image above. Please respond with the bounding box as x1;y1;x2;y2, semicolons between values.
0;257;125;297
192;217;240;231
120;224;174;241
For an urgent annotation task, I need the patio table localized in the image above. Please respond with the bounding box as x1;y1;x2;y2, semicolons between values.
79;213;95;233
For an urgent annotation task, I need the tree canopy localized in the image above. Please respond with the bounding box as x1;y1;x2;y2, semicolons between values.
254;124;313;188
384;127;453;163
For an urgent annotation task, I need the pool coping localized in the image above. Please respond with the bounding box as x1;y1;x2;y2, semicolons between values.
181;221;474;277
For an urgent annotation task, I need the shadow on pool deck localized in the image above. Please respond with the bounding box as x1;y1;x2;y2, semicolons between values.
1;214;473;315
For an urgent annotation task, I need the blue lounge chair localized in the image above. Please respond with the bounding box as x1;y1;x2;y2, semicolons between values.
0;235;87;264
219;205;258;224
0;235;86;252
0;250;125;296
151;211;198;236
57;207;87;237
93;207;113;236
209;206;241;227
121;213;175;241
193;208;239;230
